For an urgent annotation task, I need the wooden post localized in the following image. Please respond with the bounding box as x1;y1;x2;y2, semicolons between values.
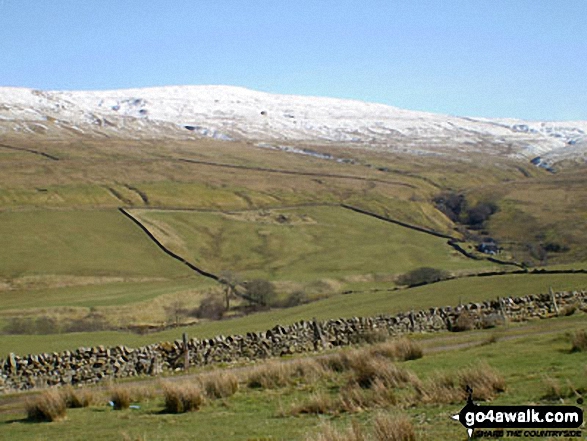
312;317;325;351
550;287;559;315
182;332;189;372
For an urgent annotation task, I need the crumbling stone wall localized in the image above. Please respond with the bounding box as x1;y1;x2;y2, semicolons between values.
1;290;584;392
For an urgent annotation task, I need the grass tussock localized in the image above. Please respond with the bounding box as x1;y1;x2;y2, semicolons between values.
414;372;464;405
457;362;506;401
414;363;506;404
162;382;205;413
305;421;367;441
61;386;97;408
368;338;423;362
200;371;239;399
350;357;418;389
570;329;587;352
109;386;132;410
291;392;335;416
305;414;416;441
290;357;330;383
372;413;416;441
246;360;293;389
25;389;67;422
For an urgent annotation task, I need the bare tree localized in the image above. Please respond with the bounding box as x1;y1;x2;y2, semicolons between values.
218;271;241;311
164;296;188;326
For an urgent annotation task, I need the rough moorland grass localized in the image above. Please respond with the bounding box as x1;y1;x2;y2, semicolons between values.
109;386;131;410
25;390;67;422
367;337;423;361
199;371;239;399
162;382;205;413
570;329;587;352
305;414;416;441
61;386;98;408
3;315;586;440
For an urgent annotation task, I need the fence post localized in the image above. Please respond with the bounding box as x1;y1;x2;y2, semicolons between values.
182;332;189;372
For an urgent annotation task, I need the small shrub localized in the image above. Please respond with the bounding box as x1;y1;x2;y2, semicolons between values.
373;413;416;441
4;316;60;335
396;267;449;287
195;294;225;320
452;311;476;332
110;386;131;410
64;316;108;333
200;371;239;399
26;390;67;422
245;279;276;306
163;383;204;413
571;330;587;352
282;290;308;308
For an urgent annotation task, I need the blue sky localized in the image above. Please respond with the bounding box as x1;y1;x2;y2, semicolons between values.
0;1;585;120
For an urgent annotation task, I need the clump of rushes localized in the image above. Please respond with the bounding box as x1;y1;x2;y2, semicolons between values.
372;413;416;441
368;338;423;362
163;382;205;413
458;362;506;401
305;414;416;441
110;386;131;410
200;371;239;399
290;392;335;416
61;386;97;408
246;360;293;389
305;421;366;441
414;372;464;405
571;329;587;352
26;389;67;422
350;357;418;389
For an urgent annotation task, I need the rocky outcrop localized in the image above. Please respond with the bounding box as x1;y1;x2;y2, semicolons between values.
1;290;584;393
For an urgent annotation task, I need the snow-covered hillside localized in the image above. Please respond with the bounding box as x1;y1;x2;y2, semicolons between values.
0;85;585;166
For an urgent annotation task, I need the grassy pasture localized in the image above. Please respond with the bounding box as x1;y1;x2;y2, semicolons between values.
134;206;494;283
0;314;584;440
1;272;586;356
0;210;210;321
0;210;192;279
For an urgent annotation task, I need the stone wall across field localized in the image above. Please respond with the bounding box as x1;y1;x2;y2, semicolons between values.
0;290;585;393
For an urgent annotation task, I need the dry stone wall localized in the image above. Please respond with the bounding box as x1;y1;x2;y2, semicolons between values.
1;290;585;393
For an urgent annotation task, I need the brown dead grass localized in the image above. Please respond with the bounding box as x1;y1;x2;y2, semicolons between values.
25;389;67;422
162;382;205;413
199;371;239;399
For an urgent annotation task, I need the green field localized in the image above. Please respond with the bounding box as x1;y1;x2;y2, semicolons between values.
134;206;494;282
1;272;586;356
0;210;192;279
